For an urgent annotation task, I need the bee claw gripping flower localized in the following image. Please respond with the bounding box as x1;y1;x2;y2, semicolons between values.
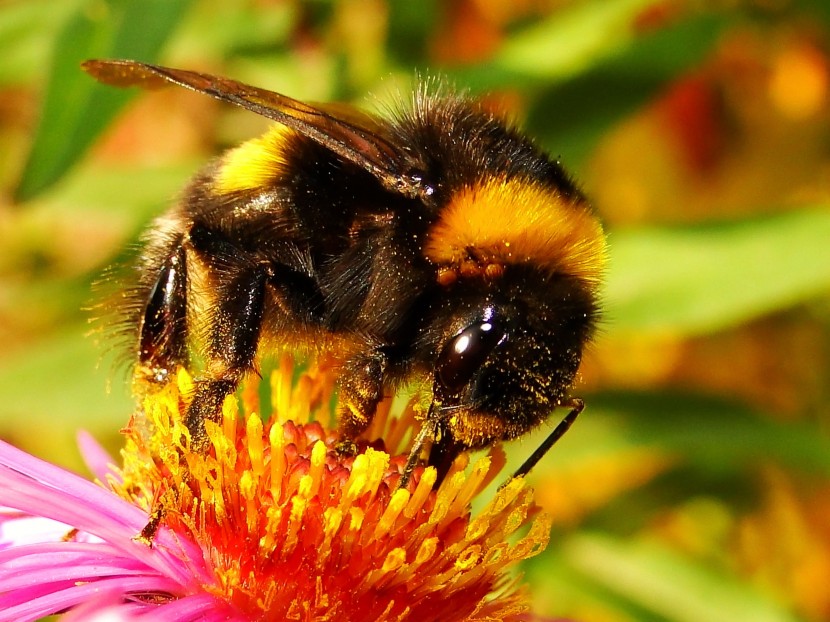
0;360;552;621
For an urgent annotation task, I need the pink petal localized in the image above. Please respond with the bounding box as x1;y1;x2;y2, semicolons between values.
77;430;122;486
0;440;214;588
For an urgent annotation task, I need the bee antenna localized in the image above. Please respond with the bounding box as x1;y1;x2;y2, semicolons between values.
506;397;584;485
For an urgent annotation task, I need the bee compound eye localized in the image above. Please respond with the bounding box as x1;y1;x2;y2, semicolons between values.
435;319;505;395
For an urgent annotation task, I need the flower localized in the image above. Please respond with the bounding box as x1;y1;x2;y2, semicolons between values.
0;356;552;621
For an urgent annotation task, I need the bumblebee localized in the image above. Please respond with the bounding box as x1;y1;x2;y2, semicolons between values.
84;60;607;487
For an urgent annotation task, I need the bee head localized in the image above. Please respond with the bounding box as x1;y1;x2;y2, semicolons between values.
423;263;599;453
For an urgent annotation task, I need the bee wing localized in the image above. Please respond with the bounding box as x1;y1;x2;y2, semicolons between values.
82;59;430;200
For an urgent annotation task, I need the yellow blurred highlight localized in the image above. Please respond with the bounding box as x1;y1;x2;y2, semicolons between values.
534;449;674;525
737;468;830;621
769;42;828;120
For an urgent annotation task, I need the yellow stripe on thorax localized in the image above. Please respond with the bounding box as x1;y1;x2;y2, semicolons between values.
215;124;294;194
424;177;607;290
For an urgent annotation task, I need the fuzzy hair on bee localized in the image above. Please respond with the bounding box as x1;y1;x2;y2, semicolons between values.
84;59;607;488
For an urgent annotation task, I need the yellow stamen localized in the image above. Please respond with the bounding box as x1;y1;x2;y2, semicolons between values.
269;423;286;501
246;414;264;478
113;361;552;621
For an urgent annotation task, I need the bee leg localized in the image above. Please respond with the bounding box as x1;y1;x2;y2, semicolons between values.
184;263;270;451
508;397;584;482
423;420;464;484
398;413;439;490
138;245;189;382
335;352;387;455
184;379;238;450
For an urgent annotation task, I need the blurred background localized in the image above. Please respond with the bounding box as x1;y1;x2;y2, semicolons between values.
1;0;829;620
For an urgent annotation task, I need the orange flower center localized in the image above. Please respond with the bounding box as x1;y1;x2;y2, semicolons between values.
108;358;551;621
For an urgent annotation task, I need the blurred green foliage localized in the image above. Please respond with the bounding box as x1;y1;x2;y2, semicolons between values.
14;0;191;201
1;0;829;621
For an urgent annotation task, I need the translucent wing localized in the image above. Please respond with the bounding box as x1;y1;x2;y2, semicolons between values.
82;59;431;200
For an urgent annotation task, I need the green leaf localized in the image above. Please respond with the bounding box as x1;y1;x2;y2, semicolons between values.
0;324;132;463
386;0;439;67
496;0;655;81
587;390;830;476
14;0;191;202
560;533;805;622
527;11;728;166
0;0;73;85
524;548;667;622
497;390;830;502
445;7;728;166
604;206;830;335
448;0;657;90
32;161;197;223
793;0;830;23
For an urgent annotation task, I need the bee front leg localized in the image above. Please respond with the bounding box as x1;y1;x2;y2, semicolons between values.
335;352;387;454
422;420;464;484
